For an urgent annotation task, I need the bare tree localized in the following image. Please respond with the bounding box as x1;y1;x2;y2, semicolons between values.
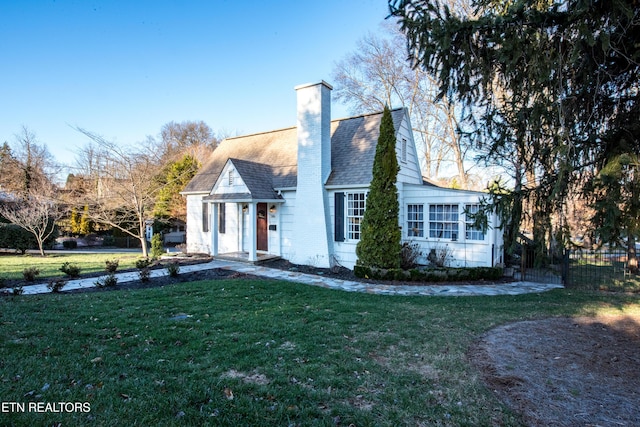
332;24;474;188
0;127;59;195
158;120;218;162
0;187;64;256
74;129;165;257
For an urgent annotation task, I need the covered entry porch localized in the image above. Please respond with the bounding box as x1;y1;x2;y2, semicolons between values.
204;197;283;263
214;251;281;264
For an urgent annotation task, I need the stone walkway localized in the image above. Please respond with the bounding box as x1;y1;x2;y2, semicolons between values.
10;259;564;296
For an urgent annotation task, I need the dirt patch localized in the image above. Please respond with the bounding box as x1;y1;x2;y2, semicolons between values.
221;369;271;385
471;314;640;426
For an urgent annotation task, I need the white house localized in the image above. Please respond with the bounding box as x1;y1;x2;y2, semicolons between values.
181;81;504;269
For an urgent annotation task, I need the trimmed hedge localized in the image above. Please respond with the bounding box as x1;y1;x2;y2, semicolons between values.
0;223;37;254
62;240;78;249
354;264;503;282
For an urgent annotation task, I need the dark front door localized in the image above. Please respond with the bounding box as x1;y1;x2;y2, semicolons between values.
257;203;268;251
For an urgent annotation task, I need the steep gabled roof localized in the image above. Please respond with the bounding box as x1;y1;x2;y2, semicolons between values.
326;108;405;186
182;108;406;194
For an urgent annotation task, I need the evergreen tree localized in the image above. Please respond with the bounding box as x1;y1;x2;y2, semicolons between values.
356;106;402;269
80;204;92;234
153;154;200;220
69;207;80;234
389;0;640;257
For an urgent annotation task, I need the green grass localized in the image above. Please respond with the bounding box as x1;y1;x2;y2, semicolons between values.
0;253;144;281
1;278;638;426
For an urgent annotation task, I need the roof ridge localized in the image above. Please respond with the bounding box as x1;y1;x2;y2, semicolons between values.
224;126;296;141
222;107;405;142
330;107;405;123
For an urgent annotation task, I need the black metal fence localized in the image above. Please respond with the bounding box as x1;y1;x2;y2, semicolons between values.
507;247;639;291
563;248;638;290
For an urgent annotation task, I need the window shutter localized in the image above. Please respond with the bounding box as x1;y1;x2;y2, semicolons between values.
334;192;345;242
202;202;209;232
218;203;226;234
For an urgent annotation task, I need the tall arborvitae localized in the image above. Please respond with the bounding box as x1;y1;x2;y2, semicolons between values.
356;106;401;269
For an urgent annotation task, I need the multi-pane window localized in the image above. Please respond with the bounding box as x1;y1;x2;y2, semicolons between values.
407;204;424;237
465;204;485;241
429;204;459;239
347;192;367;240
202;202;210;232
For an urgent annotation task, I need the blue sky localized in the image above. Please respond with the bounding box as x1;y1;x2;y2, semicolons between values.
1;0;391;174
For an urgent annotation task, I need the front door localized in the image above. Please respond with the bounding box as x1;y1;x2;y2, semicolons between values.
256;203;268;251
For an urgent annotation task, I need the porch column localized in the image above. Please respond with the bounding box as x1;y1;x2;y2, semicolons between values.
248;202;257;262
211;203;219;256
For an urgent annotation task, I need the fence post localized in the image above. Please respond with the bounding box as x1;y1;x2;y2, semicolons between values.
562;249;570;285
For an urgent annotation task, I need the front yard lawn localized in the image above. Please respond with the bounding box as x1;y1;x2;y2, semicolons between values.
1;277;637;426
0;252;142;281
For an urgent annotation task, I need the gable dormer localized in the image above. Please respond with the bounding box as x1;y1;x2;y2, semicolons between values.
394;109;423;185
210;159;251;199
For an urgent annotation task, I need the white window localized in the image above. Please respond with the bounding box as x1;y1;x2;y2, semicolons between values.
228;170;234;185
347;192;367;240
429;204;459;240
465;204;485;241
407;204;424;237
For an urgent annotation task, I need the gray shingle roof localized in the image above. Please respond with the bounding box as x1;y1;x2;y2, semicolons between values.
182;108;407;194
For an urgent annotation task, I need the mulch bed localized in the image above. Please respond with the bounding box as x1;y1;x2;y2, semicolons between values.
2;255;514;293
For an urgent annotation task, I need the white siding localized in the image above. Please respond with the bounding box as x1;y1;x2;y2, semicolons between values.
185;194;211;254
279;190;296;262
401;184;503;267
213;162;249;195
327;189;360;269
218;203;241;254
395;113;423;185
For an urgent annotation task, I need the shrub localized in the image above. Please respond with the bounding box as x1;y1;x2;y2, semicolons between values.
62;240;78;249
354;264;503;282
102;235;115;246
105;259;119;273
95;274;117;288
0;223;36;254
400;242;422;270
136;258;152;269
59;262;81;278
139;267;151;282
22;267;40;282
166;262;180;277
47;278;67;293
0;277;6;288
151;234;164;259
426;244;454;267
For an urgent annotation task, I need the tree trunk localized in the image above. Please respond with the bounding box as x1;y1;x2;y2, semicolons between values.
36;240;46;257
627;236;638;275
139;221;149;258
446;108;468;189
139;236;149;258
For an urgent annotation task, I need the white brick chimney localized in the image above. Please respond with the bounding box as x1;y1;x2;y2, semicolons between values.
291;81;333;268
